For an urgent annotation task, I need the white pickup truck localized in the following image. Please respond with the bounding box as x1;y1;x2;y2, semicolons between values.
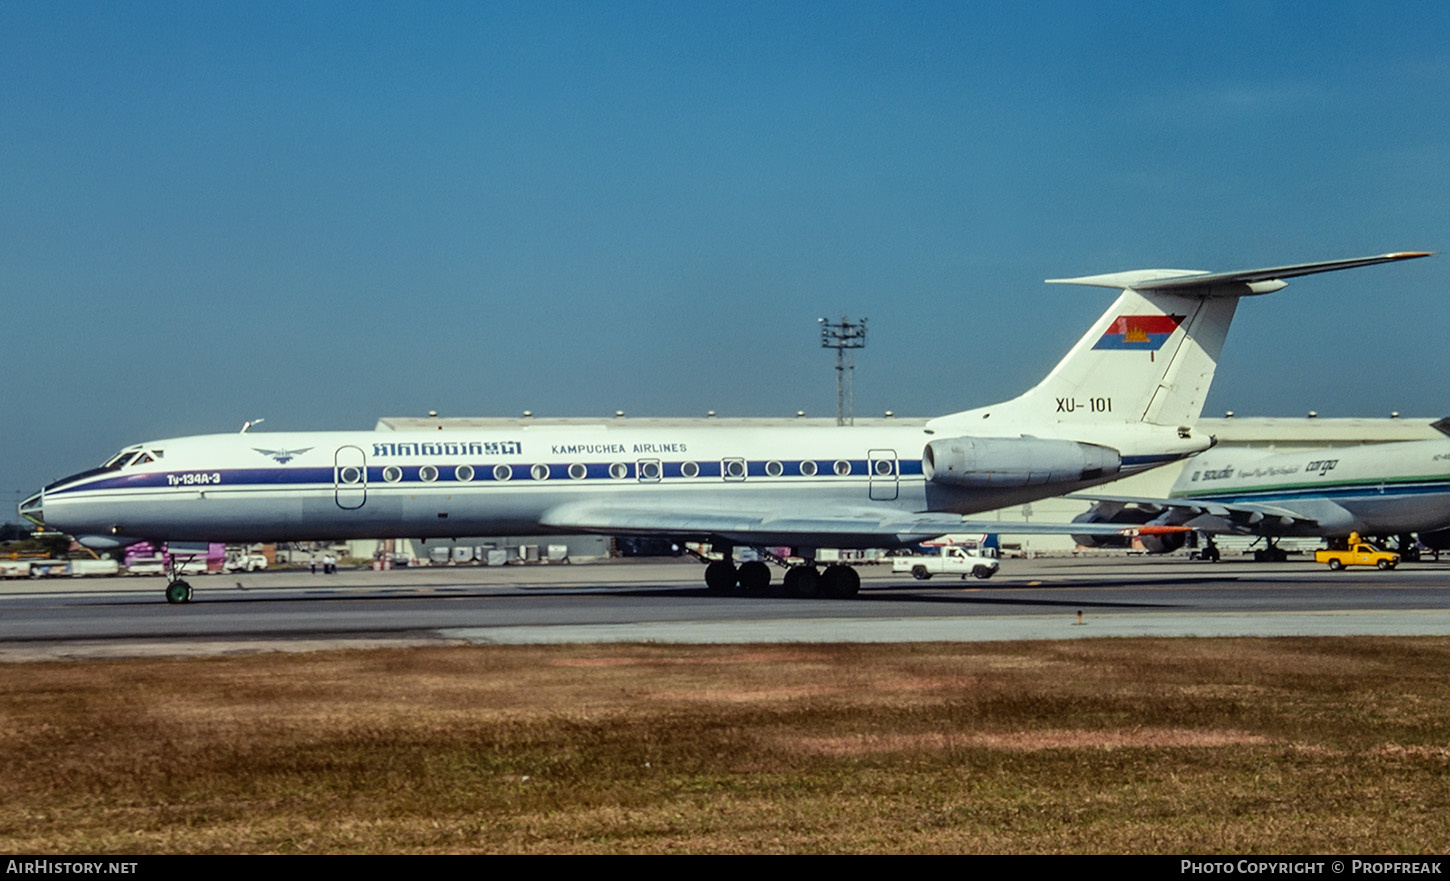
893;546;999;580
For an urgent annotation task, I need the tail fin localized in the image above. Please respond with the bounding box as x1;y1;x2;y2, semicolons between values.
927;252;1430;436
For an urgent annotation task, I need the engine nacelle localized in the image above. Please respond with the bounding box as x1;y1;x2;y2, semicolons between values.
922;436;1121;489
1070;507;1152;549
1138;529;1189;555
1419;528;1450;551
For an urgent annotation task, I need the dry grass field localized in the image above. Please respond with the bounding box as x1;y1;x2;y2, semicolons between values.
2;637;1449;853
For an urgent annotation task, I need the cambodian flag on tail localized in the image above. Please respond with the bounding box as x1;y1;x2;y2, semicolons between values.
1092;314;1185;350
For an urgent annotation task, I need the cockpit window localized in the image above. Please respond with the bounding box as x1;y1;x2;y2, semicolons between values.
97;446;162;471
100;451;132;470
100;447;143;472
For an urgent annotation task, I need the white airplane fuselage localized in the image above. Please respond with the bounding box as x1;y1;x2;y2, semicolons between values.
31;421;1199;548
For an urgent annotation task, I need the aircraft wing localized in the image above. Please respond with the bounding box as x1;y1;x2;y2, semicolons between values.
539;501;1139;547
1069;494;1328;534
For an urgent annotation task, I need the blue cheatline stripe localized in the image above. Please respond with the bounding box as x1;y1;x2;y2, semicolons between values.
46;451;1181;497
1123;453;1185;467
46;458;932;495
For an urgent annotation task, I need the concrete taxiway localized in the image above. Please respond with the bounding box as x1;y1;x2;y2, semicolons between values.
1;555;1448;659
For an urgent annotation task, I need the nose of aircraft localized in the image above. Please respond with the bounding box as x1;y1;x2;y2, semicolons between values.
18;490;43;526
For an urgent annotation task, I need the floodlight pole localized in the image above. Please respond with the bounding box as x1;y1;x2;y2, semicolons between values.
818;316;868;426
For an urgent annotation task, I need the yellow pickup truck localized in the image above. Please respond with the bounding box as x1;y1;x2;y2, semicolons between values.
1314;534;1400;571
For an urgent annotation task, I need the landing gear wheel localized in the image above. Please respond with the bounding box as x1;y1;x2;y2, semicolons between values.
1327;559;1343;571
911;565;932;581
737;560;771;593
704;560;738;592
165;580;192;604
820;565;860;598
783;566;821;598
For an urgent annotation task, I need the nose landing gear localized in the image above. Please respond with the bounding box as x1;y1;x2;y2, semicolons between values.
163;553;197;604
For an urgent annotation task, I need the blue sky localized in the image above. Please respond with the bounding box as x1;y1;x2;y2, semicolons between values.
3;1;1448;502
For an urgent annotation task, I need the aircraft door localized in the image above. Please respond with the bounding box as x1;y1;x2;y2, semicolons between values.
334;446;368;510
868;449;899;501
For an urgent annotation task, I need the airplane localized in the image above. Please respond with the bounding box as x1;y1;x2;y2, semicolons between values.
1073;417;1450;562
18;251;1429;603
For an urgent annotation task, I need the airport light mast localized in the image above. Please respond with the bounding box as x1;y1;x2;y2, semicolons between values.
819;316;867;426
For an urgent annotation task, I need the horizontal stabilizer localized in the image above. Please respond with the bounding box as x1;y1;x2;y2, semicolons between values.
1047;251;1431;296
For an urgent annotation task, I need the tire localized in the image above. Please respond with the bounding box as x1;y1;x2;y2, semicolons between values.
911;566;931;581
1377;560;1391;570
821;565;860;598
704;561;737;592
737;560;771;592
972;567;994;580
784;566;820;598
1327;559;1343;571
165;580;192;604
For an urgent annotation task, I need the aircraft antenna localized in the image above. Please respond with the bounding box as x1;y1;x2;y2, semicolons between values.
819;316;867;426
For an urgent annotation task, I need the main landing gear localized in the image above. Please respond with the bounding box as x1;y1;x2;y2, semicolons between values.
1196;535;1221;562
1252;539;1288;563
698;545;862;599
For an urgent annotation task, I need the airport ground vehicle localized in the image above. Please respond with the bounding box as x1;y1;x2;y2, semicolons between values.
224;552;268;572
893;546;999;580
125;555;208;577
1315;535;1399;571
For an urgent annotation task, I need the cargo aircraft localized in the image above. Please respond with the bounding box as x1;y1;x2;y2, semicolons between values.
19;252;1428;602
1073;418;1450;561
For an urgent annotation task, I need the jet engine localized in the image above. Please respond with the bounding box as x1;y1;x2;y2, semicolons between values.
1070;506;1155;549
1418;528;1450;551
922;436;1121;489
1135;525;1192;555
1070;504;1193;553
